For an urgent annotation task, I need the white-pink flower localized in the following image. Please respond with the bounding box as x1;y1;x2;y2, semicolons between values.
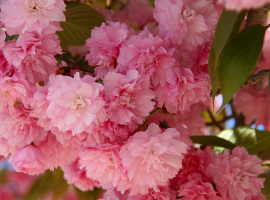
178;177;222;200
233;85;270;130
155;67;210;114
46;73;106;135
171;146;214;190
80;143;126;189
10;145;47;175
0;0;66;35
153;0;218;50
0;105;48;148
37;132;80;170
0;71;33;113
206;147;265;200
103;70;155;125
117;28;176;87
118;123;188;195
3;32;61;83
63;159;100;192
86;22;134;78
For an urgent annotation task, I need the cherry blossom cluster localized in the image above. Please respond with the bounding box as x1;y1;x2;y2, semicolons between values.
0;0;267;199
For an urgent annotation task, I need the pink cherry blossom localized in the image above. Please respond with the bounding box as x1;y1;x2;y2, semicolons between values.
118;123;188;195
178;177;222;200
0;137;14;157
85;22;134;78
63;159;100;192
0;70;33;113
110;0;155;29
3;32;61;83
0;105;48;148
100;187;130;200
155;67;210;114
127;185;177;200
7;171;36;196
206;147;265;200
233;85;270;130
153;0;218;50
31;83;52;131
117;28;176;87
170;147;214;190
80;143;126;189
0;186;14;200
217;0;270;12
0;0;66;35
10;145;47;175
46;73;106;135
164;103;208;136
103;70;155;125
36;132;80;170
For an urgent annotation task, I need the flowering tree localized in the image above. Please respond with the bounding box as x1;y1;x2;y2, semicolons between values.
1;0;270;199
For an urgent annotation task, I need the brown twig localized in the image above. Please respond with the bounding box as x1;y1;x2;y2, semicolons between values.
56;54;95;74
211;69;270;96
245;7;268;28
264;4;270;10
207;110;223;130
206;114;234;126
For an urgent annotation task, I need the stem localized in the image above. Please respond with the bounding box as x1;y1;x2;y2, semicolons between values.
146;108;161;118
206;114;234;126
207;110;223;130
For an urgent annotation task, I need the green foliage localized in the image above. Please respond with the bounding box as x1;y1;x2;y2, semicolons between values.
259;174;270;199
209;42;220;104
217;126;270;156
209;10;246;100
57;2;105;49
75;187;103;200
214;10;247;69
24;168;68;200
218;24;269;109
189;135;236;150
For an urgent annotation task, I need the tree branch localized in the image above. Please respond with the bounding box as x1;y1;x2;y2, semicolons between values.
207;110;223;130
245;7;268;28
264;4;270;10
56;54;95;75
206;114;234;126
211;69;270;96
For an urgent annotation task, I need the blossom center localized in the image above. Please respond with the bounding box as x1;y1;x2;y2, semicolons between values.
70;97;86;111
138;51;158;76
180;7;195;23
25;0;45;15
119;91;135;107
142;150;163;172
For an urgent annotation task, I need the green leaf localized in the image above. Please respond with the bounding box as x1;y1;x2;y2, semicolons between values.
214;10;246;69
57;2;105;48
218;24;269;109
259;174;270;199
190;135;237;150
24;168;69;200
52;168;69;200
209;10;246;103
218;126;270;156
209;42;220;103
